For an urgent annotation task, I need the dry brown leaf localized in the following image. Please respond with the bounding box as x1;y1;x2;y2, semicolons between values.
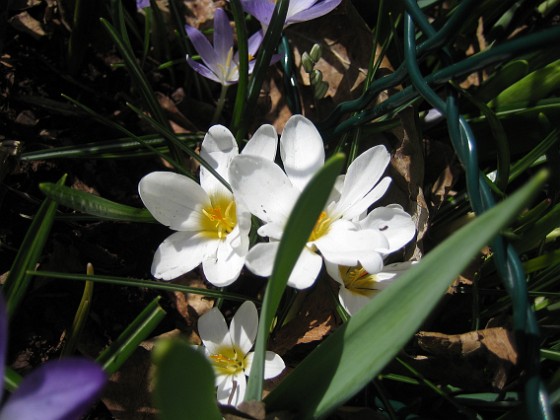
102;329;182;420
168;273;214;344
8;11;46;39
414;327;518;390
382;107;429;261
269;279;338;356
256;0;393;130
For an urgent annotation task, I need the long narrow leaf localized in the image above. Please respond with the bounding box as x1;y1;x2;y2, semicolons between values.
39;182;155;223
28;270;253;303
245;153;346;402
3;175;66;317
265;170;548;419
96;296;166;374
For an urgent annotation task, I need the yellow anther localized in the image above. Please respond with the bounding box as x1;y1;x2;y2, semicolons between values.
341;266;379;298
200;195;237;239
308;211;332;242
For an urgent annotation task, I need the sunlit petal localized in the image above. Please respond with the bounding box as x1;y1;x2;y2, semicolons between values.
198;307;232;355
280;115;325;191
287;247;323;289
139;171;210;231
151;231;211;280
230;301;258;354
230;155;299;224
245;242;278;277
360;204;416;253
242;123;278;161
200;124;238;193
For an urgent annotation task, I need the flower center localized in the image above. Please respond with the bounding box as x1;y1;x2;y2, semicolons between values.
308;211;332;242
209;345;246;376
340;266;379;298
200;195;237;239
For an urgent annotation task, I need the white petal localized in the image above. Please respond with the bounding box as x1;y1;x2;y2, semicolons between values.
244;351;285;380
314;221;389;267
200;125;238;193
263;351;285;379
338;286;371;316
198;307;232;355
139;172;209;231
287;247;323;289
245;242;278;277
230;301;258;355
335;145;391;218
229;155;299;224
324;260;344;286
256;222;285;240
151;231;211;280
358;251;385;274
202;236;246;287
341;177;392;220
242;124;278;161
360;204;416;253
279;115;325;191
217;373;246;407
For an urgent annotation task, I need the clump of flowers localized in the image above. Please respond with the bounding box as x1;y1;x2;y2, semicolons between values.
0;295;106;420
228;115;416;289
139;123;277;286
197;301;285;406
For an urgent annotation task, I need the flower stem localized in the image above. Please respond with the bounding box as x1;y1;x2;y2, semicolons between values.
211;84;229;125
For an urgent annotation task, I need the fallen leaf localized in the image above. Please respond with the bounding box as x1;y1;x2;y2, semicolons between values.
414;327;518;390
8;11;46;39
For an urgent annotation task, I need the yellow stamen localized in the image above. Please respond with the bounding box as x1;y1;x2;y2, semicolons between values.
200;195;237;239
308;211;332;242
209;345;246;375
340;266;379;298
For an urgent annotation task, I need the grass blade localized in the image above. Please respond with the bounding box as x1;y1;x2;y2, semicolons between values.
265;170;548;419
3;174;66;317
39;182;155;223
245;153;346;402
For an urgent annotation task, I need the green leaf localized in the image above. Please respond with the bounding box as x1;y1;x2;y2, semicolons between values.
245;153;346;402
28;269;254;303
265;170;548;419
152;339;221;420
3;174;66;317
489;59;560;109
39;182;155;223
96;296;166;374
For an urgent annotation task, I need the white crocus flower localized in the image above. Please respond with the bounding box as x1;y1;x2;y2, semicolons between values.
326;260;414;315
198;301;285;406
139;124;277;287
229;115;406;289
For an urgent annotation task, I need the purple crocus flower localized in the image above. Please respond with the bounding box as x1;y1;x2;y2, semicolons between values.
186;8;263;86
240;0;342;28
0;295;106;420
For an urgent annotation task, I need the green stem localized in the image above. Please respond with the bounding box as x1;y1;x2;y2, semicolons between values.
211;84;229;125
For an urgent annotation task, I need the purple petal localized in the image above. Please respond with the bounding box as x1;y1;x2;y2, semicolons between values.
287;0;342;25
0;359;107;420
186;56;224;84
213;9;234;64
136;0;150;9
240;0;276;27
247;30;264;58
185;24;219;72
0;295;6;384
